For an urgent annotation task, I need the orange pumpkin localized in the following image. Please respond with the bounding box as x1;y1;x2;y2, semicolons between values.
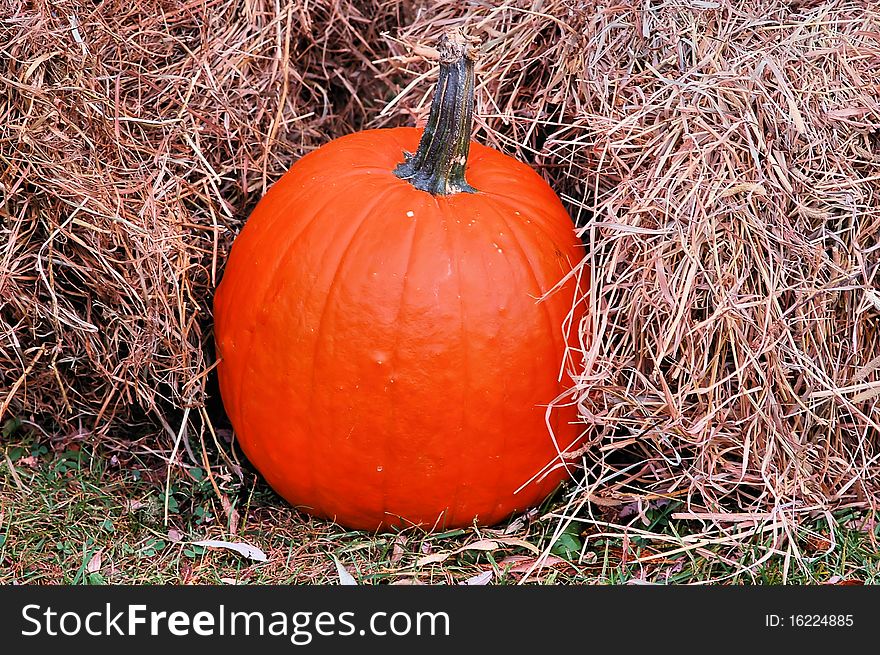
214;33;586;531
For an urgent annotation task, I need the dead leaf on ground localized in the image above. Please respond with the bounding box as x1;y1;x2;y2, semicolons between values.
390;535;406;564
498;554;575;575
492;537;540;553
417;537;539;567
220;493;240;535
332;556;358;585
192;539;267;562
417;539;500;566
460;570;493;585
180;561;194;585
86;550;102;573
821;576;864;585
803;533;833;554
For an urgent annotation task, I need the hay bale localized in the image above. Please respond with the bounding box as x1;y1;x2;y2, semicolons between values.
380;0;880;538
2;0;879;550
1;0;406;437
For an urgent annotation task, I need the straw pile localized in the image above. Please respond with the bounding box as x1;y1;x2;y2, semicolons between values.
1;0;406;442
3;0;879;563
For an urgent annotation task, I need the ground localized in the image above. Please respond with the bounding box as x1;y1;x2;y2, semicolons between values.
1;420;877;585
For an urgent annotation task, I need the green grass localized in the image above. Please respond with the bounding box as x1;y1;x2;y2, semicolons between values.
1;425;878;585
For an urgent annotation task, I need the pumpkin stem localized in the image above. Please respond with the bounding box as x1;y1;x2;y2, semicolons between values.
394;31;478;195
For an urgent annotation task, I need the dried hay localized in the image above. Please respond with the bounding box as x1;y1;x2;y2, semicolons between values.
2;0;879;577
1;0;406;441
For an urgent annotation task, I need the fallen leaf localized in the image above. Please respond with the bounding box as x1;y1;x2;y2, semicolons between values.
167;528;183;543
460;570;493;585
220;494;240;535
86;550;102;573
192;539;267;562
332;556;357;585
416;539;500;567
503;517;526;534
584;493;625;507
499;555;573;574
390;536;406;564
618;497;671;520
491;536;539;554
503;508;539;534
416;536;539;567
180;561;194;585
821;576;864;586
803;533;833;554
664;560;685;579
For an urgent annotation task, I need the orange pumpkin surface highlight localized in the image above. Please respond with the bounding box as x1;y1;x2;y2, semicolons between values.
214;35;586;531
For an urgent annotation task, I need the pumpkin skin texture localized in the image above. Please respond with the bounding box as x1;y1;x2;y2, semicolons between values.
214;126;586;531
